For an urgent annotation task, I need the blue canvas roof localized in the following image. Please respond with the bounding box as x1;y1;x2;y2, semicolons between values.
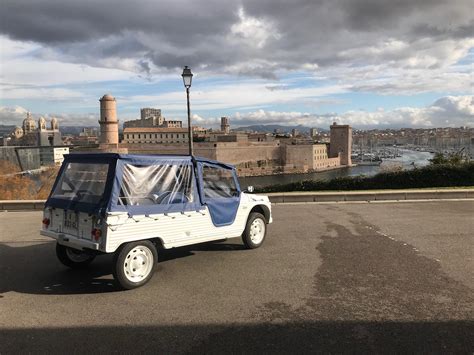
46;153;240;222
64;153;235;170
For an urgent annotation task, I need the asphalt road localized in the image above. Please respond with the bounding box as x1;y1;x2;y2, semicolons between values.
1;201;473;353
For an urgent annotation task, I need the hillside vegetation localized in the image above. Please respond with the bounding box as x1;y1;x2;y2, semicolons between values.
256;162;474;193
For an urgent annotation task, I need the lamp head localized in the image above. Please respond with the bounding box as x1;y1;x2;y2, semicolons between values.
181;66;193;88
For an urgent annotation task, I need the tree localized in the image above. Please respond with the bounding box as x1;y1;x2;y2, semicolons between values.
429;152;449;165
429;150;468;166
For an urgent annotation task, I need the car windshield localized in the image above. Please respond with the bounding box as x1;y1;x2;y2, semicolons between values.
51;162;109;204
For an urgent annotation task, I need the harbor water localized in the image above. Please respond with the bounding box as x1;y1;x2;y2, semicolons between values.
239;149;434;189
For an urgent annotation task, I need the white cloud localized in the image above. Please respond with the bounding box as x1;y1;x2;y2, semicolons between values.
230;7;281;49
1;96;472;128
0;84;85;100
225;95;474;129
0;105;99;126
0;106;29;126
123;81;348;113
0;36;134;87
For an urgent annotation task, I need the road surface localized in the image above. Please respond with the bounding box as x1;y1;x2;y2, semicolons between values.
1;201;473;353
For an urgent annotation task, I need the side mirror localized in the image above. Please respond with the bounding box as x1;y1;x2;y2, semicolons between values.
246;186;254;193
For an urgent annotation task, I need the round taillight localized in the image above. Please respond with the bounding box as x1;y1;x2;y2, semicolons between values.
91;228;102;241
42;218;50;227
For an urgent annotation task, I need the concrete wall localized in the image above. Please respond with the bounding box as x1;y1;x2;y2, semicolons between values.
123;141;282;169
124;143;218;160
215;142;282;166
0;146;41;170
284;145;314;171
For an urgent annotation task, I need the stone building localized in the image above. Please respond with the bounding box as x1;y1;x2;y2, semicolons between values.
99;94;119;145
124;108;182;129
6;112;62;146
123;127;189;144
162;120;183;128
329;122;352;165
284;144;340;172
221;117;230;134
122;121;352;175
209;133;248;142
141;108;162;122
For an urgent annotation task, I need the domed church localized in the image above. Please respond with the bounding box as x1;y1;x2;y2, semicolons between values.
8;112;62;146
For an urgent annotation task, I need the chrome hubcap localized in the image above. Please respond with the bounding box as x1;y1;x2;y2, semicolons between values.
250;218;265;244
66;248;92;263
123;246;154;282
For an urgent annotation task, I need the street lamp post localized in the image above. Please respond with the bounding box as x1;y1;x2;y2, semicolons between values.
182;66;194;156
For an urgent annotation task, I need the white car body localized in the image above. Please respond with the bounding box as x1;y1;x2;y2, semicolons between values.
41;192;272;253
41;153;271;250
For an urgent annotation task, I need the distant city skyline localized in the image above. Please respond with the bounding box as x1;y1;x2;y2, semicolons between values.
0;1;473;129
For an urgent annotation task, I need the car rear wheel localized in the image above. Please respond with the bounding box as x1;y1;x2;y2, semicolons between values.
113;241;157;290
56;243;96;269
242;212;267;249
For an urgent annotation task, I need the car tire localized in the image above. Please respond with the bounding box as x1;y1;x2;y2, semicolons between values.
113;240;158;290
56;243;95;269
242;212;267;249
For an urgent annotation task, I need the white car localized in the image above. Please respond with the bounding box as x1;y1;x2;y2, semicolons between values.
41;154;272;289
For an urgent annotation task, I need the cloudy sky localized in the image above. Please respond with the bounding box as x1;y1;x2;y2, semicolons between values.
0;0;473;129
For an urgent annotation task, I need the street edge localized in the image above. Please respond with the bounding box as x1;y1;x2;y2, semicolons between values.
1;189;473;210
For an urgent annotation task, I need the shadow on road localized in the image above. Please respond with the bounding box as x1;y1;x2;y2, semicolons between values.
1;321;473;353
0;240;244;295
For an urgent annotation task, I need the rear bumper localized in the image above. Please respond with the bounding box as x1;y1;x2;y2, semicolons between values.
40;230;100;251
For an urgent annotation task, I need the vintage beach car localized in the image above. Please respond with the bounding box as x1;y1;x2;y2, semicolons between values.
40;154;272;289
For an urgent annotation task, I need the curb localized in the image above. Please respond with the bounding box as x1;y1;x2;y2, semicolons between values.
0;200;46;211
0;189;473;211
266;189;474;204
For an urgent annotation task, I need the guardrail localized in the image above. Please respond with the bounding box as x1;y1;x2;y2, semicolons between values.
1;189;473;211
0;200;46;211
267;189;474;203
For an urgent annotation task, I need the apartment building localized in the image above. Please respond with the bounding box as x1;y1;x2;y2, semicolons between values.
123;127;188;144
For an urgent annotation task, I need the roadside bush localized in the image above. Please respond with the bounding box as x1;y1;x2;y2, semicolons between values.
256;162;474;193
429;151;469;166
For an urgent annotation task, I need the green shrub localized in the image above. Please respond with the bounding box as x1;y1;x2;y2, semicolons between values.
256;162;474;193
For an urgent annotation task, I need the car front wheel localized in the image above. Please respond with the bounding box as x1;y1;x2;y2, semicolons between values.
113;241;158;290
242;212;267;249
56;243;96;269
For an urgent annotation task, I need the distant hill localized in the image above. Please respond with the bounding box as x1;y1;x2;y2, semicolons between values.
0;125;15;137
233;124;326;134
60;126;99;135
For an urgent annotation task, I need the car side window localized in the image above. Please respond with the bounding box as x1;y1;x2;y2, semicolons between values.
118;163;194;206
202;165;238;198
